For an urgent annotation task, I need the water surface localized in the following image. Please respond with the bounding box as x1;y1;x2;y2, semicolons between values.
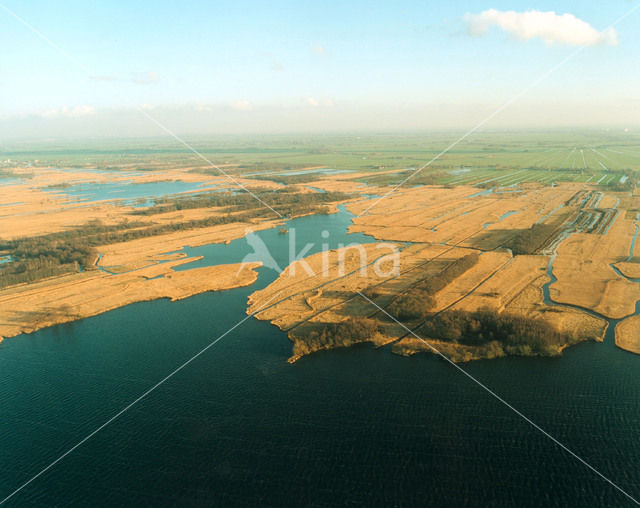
0;207;638;507
44;180;214;206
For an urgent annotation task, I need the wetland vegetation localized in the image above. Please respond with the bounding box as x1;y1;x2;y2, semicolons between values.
2;131;639;359
0;187;352;287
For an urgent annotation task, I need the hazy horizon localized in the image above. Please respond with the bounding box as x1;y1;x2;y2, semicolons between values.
3;126;640;151
2;1;640;140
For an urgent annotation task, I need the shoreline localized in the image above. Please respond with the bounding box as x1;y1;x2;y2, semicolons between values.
248;242;608;364
616;315;640;354
0;261;262;343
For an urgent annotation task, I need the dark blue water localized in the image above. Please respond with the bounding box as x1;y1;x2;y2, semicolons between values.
1;208;639;506
176;204;374;275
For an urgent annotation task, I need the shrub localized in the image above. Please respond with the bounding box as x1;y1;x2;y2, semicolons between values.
418;308;567;356
293;317;380;356
388;291;434;321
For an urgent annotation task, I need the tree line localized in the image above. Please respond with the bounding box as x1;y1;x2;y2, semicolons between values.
293;317;380;357
387;253;480;321
133;188;350;216
416;308;576;357
0;189;352;288
501;224;557;255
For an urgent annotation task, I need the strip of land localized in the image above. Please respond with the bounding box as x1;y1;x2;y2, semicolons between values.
249;181;638;361
0;165;355;342
0;260;261;343
2;157;639;360
616;316;640;354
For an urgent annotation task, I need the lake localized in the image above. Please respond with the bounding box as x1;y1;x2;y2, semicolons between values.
0;207;638;506
43;180;217;207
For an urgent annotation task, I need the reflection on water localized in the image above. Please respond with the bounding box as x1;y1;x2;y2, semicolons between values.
0;207;638;506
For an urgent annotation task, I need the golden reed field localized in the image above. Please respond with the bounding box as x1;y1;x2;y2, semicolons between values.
1;163;639;362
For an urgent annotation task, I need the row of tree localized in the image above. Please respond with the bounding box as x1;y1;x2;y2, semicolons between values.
133;188;350;216
387;253;480;321
502;224;557;255
292;317;380;357
416;308;572;356
0;189;352;288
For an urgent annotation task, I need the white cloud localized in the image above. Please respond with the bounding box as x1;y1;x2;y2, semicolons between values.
465;9;618;47
262;52;285;72
325;99;335;107
312;44;326;56
39;109;60;118
305;97;320;107
68;105;96;117
231;99;253;111
36;105;96;118
193;102;212;112
131;71;160;84
90;72;160;84
90;75;118;82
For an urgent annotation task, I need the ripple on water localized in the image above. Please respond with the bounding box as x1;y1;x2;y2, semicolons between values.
0;206;639;506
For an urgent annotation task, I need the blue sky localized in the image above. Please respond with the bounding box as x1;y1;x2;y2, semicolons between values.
1;1;639;137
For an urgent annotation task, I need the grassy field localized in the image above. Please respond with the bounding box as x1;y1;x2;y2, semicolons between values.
2;130;639;189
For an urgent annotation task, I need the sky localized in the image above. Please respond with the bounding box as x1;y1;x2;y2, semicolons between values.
1;0;639;139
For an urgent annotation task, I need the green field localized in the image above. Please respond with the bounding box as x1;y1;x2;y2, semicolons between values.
2;130;639;190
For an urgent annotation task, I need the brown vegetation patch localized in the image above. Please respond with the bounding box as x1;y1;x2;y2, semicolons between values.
0;261;261;341
616;316;640;355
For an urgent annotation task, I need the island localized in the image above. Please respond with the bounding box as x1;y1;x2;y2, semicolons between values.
248;180;639;362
